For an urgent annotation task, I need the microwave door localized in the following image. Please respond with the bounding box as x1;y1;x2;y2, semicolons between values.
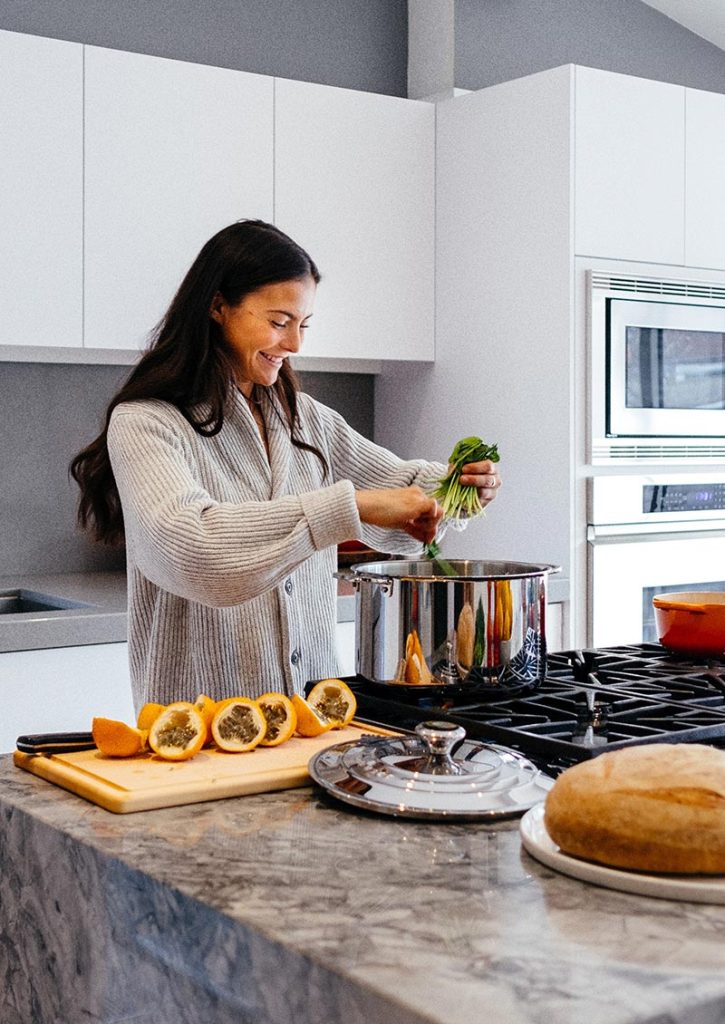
608;298;725;437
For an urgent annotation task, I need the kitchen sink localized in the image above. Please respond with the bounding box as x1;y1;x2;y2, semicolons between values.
0;590;92;615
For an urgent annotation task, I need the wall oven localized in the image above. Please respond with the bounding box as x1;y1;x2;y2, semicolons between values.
589;271;725;463
588;472;725;647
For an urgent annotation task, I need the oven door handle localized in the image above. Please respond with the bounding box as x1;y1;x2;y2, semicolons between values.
588;524;725;543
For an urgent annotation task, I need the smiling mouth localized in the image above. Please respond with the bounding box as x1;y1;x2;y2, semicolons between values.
260;352;284;367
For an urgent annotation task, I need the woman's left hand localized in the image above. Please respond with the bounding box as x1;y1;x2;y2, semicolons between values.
458;459;502;508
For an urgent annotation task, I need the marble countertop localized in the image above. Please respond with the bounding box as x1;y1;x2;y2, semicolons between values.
1;757;723;1024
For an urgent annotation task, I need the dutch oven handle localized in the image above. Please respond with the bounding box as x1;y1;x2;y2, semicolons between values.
653;597;708;615
333;570;395;596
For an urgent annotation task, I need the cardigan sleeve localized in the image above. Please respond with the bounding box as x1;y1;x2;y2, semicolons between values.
108;403;362;607
303;396;447;556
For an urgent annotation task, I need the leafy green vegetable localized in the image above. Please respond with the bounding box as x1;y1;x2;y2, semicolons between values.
423;437;500;563
473;597;486;664
433;436;500;522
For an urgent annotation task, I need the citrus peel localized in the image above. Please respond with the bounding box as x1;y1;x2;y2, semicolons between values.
92;717;148;758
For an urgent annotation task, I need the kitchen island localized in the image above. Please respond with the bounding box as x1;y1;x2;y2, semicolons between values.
1;757;724;1024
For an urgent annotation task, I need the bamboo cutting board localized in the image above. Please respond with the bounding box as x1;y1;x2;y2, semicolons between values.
13;723;393;814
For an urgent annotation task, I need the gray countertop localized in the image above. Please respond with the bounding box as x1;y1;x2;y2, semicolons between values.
0;570;128;652
1;758;723;1024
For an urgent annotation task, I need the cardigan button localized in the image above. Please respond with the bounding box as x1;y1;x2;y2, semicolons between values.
290;649;301;667
284;578;293;595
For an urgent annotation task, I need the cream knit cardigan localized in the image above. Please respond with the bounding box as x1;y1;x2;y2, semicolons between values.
107;389;444;710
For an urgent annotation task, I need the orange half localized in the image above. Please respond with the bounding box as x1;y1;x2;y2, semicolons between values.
291;694;333;737
136;702;165;731
211;697;267;752
256;692;297;746
307;679;357;728
148;702;206;761
93;717;148;758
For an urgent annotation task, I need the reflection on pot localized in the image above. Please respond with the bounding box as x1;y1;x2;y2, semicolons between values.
346;559;560;696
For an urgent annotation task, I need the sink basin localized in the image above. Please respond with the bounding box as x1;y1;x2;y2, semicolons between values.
0;590;92;615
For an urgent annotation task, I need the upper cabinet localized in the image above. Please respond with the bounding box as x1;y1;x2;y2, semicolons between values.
685;88;725;270
274;79;435;361
84;47;273;350
0;30;83;347
574;66;685;265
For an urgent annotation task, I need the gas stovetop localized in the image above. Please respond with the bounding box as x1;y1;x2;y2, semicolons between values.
326;643;725;777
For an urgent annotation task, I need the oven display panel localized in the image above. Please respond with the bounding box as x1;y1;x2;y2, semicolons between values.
643;482;725;514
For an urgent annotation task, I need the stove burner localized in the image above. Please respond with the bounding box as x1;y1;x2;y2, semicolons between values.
316;643;725;777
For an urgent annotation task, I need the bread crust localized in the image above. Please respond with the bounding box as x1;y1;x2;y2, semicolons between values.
543;743;725;874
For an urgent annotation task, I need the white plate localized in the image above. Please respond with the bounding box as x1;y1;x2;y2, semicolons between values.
520;803;725;904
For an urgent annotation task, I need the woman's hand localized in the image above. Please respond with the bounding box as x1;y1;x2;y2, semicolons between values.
457;459;502;509
355;486;444;545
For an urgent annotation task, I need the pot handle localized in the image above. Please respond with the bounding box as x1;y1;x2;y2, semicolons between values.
333;569;395;596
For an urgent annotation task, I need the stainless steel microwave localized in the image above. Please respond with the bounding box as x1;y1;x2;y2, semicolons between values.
589;271;725;463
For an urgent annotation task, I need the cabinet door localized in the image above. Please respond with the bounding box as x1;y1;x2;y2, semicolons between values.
84;47;274;350
0;643;133;753
274;79;434;362
575;66;685;264
685;88;725;270
0;30;83;348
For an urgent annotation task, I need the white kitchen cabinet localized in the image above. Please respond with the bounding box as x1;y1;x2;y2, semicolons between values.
335;620;356;677
274;78;435;362
84;47;274;350
574;65;685;264
0;642;133;754
685;87;725;270
0;30;83;348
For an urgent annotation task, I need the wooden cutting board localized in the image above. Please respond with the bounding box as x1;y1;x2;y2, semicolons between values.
13;722;393;814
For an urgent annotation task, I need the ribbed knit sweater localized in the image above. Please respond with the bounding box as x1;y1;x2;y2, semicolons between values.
107;390;444;711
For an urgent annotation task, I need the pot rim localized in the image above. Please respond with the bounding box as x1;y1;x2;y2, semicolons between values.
346;558;561;582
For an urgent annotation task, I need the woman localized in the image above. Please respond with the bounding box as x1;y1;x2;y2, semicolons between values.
71;220;500;710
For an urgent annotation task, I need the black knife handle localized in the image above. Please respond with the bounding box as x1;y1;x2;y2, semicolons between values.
16;732;95;754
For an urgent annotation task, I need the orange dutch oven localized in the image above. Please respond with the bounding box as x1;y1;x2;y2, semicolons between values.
652;591;725;657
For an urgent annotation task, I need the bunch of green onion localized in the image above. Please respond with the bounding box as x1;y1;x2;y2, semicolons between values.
424;436;500;563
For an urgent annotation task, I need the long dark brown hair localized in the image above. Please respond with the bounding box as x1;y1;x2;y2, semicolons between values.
70;219;324;545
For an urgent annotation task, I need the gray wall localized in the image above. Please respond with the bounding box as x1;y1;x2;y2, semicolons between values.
0;0;408;95
0;363;374;576
455;0;725;93
0;1;390;577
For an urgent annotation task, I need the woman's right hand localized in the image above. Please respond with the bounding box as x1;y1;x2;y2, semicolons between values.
355;487;443;545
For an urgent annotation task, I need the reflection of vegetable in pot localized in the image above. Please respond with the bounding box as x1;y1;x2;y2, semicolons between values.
401;628;434;684
456;603;475;668
473;598;486;665
495;580;513;641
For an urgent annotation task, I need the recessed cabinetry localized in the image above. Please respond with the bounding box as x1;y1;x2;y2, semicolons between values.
574;66;685;264
0;30;83;348
275;79;434;361
84;47;274;351
685;87;725;270
0;29;433;361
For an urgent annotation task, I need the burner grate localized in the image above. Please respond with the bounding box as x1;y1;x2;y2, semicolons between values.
326;643;725;776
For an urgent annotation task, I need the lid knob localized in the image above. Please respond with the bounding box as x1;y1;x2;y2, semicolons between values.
414;720;467;775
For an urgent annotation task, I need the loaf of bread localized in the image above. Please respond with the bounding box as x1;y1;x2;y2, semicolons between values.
544;743;725;874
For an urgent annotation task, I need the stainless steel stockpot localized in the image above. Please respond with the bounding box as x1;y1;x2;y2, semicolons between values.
339;559;560;695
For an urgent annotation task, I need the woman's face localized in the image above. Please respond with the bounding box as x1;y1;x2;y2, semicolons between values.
211;276;316;393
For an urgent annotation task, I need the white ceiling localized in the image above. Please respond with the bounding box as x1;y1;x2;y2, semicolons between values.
640;0;725;52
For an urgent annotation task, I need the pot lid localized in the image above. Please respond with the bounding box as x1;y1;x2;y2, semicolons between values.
308;721;553;821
